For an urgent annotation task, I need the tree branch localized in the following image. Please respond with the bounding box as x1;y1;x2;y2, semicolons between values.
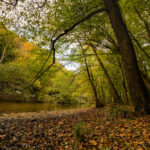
0;37;13;63
129;31;150;59
38;0;47;8
1;0;19;8
23;7;106;90
131;1;150;40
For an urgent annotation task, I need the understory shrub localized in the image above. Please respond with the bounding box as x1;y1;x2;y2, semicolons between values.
109;104;133;119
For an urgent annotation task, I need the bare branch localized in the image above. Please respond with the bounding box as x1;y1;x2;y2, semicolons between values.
38;0;47;8
1;0;19;8
54;8;105;42
131;1;150;40
129;31;150;59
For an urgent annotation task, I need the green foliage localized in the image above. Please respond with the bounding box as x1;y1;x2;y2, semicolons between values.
0;24;86;104
74;122;84;140
0;0;150;112
74;122;91;140
0;23;20;63
0;63;30;86
57;92;73;104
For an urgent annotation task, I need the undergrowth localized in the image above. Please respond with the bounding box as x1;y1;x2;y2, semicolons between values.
109;104;133;119
73;122;91;150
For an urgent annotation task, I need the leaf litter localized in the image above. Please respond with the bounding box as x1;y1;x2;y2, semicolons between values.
0;107;150;150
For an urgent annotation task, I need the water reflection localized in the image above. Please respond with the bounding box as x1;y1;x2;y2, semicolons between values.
0;102;82;113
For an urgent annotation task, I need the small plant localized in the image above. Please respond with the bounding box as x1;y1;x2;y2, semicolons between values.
73;122;91;150
125;142;131;146
102;146;111;150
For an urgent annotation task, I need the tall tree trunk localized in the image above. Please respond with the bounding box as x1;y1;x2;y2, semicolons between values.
119;60;129;104
89;66;104;103
100;86;105;102
82;49;103;108
0;38;12;63
91;45;122;104
102;0;150;113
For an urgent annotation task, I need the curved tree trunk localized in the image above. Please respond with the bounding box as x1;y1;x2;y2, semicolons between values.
102;0;150;113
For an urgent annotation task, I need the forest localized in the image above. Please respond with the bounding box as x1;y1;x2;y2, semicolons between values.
0;0;150;149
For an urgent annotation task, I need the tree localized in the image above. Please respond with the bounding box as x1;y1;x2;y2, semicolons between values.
102;0;150;113
81;46;103;108
1;0;150;113
89;44;122;104
0;23;19;63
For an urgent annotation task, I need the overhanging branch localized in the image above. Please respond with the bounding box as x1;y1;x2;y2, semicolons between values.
1;0;19;7
23;7;106;90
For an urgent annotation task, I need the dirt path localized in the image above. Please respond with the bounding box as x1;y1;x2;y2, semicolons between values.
0;107;150;150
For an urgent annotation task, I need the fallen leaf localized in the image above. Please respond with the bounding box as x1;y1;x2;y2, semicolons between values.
89;140;97;146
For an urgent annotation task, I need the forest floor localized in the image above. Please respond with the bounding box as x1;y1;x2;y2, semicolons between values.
0;106;150;150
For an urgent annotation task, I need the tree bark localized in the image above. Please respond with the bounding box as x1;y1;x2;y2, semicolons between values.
102;0;150;113
119;60;129;104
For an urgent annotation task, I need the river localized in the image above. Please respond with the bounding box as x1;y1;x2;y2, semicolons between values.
0;102;83;113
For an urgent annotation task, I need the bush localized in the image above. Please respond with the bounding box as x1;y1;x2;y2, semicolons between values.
57;92;73;104
0;63;43;102
54;91;78;105
109;104;133;118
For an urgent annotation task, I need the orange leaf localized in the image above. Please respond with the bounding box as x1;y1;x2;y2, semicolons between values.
89;140;97;146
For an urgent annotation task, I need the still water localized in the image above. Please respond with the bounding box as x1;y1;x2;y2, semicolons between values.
0;102;83;113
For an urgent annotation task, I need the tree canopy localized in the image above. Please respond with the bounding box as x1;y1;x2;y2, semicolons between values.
0;0;150;113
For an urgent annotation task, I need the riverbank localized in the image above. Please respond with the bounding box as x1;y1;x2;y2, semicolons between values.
0;107;150;150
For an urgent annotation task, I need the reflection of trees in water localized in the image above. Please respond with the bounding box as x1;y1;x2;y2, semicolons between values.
0;102;81;113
